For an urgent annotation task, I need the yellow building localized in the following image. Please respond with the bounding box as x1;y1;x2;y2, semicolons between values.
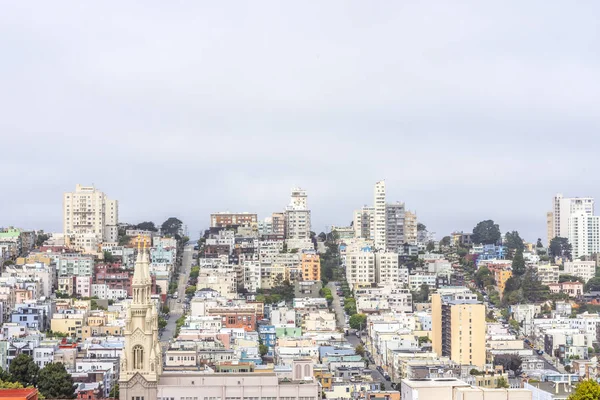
301;254;321;281
314;366;333;390
16;254;52;265
493;268;513;296
432;292;486;368
51;312;86;338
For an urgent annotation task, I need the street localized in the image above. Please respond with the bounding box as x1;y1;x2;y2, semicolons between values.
327;281;345;329
160;243;194;347
327;281;394;390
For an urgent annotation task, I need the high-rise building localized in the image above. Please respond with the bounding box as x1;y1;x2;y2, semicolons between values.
431;292;486;368
271;212;286;236
385;202;405;252
119;247;162;400
547;193;594;243
404;211;418;245
373;181;386;250
63;185;118;251
285;188;311;240
569;213;600;260
353;206;374;239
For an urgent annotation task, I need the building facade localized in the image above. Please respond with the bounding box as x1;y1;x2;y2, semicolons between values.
63;185;119;250
373;181;386;250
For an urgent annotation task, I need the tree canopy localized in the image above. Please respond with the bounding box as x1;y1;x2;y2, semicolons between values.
585;277;600;292
559;274;584;283
471;220;501;245
494;354;522;376
512;248;526;276
440;236;451;246
136;221;158;232
417;223;427;232
475;266;495;289
549;237;572;261
349;314;367;330
161;217;183;237
536;238;544;248
504;231;524;258
9;354;38;387
37;362;75;399
569;379;600;400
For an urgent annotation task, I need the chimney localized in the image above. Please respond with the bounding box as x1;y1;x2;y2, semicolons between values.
555;382;559;395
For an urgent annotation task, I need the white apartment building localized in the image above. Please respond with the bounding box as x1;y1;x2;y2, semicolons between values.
408;273;437;291
375;252;399;286
536;264;560;285
564;260;595;283
569;212;600;259
63;184;118;251
353;206;374;239
373;181;386;250
547;193;594;244
286;188;311;241
346;251;376;288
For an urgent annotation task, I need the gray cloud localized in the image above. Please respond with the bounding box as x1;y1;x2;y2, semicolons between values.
0;1;598;242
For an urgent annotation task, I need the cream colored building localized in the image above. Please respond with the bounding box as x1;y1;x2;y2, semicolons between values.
536;264;560;285
404;211;418;245
51;311;86;338
432;292;486;368
373;180;386;250
564;260;595;283
286;188;311;241
353;206;374;240
63;184;118;251
401;378;531;400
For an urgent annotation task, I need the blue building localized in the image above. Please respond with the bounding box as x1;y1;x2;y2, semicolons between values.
11;303;52;331
258;325;276;356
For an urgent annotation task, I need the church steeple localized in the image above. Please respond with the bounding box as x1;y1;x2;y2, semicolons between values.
120;238;161;400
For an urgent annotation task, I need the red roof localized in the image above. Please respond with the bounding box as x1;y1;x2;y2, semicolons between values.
0;388;38;400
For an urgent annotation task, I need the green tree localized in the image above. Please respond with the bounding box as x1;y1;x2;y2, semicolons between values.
37;362;75;399
536;238;543;248
349;314;367;330
9;354;38;387
493;354;522;376
136;221;158;232
559;274;584;283
512;249;526;276
355;344;366;357
118;235;131;246
496;377;509;389
521;267;550;302
549;237;572;261
161;305;170;314
161;217;183;237
103;251;115;263
259;344;268;357
568;379;600;400
426;241;435;252
509;319;520;332
504;231;524;258
475;266;495;289
109;384;120;398
417;223;427;232
35;233;50;247
440;236;452;247
418;336;431;345
472;220;501;245
317;232;327;241
413;283;430;302
158;317;167;330
585;277;600;292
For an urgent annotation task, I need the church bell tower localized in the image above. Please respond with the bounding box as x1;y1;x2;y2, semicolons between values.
119;241;162;400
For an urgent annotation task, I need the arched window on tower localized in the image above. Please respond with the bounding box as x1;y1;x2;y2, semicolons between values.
133;345;144;370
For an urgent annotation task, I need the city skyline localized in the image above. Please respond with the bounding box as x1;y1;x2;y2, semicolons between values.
1;2;599;242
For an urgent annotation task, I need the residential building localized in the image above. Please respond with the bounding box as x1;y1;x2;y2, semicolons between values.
569;212;600;259
549;281;584;298
353;206;374;240
548;193;594;243
285;188;311;241
385;202;405;252
537;264;560;285
401;378;531;400
564;260;595;283
63;184;118;251
404;211;418;245
373;181;386;250
301;254;320;281
210;212;257;228
431;292;486;368
271;212;286;237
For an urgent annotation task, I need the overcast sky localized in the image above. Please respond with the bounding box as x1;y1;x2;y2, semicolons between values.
1;2;598;242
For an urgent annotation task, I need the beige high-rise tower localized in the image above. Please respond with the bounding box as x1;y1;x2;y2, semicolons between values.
119;244;162;400
373;180;386;250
